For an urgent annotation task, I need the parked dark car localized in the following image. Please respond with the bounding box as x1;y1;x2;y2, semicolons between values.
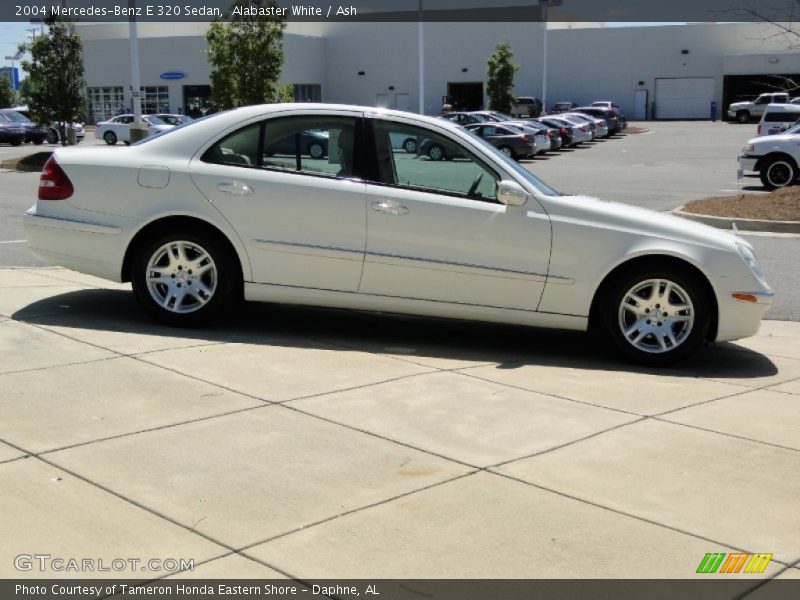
537;117;576;147
0;121;25;146
0;109;46;144
464;123;537;159
573;106;622;134
550;101;579;114
419;137;465;161
264;129;329;159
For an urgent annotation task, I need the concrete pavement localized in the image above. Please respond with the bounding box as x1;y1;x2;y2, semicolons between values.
1;267;799;582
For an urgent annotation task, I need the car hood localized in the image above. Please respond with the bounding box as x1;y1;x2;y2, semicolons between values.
747;133;800;145
542;194;747;254
729;102;752;109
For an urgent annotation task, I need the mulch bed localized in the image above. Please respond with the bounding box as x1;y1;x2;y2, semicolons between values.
682;187;800;221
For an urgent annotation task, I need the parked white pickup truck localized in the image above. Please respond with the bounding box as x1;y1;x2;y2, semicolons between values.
728;92;791;123
738;125;800;188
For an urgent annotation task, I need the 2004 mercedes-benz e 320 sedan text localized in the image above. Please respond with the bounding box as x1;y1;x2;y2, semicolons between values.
25;104;773;365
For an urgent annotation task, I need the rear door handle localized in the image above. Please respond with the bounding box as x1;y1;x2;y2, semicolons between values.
217;181;254;196
370;200;409;216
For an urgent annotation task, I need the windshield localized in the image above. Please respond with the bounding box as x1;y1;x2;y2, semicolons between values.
1;110;29;123
144;115;167;125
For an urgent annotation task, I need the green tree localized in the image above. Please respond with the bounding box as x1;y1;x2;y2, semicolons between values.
18;76;36;106
486;41;519;114
19;17;85;145
206;0;291;109
0;73;14;108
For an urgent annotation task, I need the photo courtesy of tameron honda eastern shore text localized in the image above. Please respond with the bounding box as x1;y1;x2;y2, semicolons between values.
25;104;773;365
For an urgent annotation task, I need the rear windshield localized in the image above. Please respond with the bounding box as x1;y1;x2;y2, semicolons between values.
764;111;800;122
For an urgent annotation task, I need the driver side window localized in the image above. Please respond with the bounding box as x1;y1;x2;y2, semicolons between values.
371;120;499;201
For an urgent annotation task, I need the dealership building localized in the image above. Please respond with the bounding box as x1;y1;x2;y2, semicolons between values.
75;19;800;123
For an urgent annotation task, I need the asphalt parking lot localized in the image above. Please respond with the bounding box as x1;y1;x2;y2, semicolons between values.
1;121;799;585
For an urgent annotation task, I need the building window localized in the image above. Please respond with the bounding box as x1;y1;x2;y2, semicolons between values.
292;84;321;103
140;86;170;114
86;86;125;124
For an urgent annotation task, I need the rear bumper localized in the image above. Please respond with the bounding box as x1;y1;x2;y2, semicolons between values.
23;208;126;282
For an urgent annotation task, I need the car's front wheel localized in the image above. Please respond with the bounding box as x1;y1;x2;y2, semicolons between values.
308;141;326;159
603;269;710;366
736;110;750;124
131;231;240;325
760;156;796;189
403;137;418;153
103;131;117;145
427;144;445;161
46;129;59;144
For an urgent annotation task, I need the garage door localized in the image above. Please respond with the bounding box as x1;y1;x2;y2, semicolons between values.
655;77;715;119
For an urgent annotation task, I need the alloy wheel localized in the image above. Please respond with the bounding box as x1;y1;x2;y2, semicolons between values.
617;279;694;354
145;241;218;314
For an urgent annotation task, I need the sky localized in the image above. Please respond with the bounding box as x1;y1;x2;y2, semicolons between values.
0;22;37;72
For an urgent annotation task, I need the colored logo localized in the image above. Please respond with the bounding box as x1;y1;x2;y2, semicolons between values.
160;71;187;80
696;552;772;574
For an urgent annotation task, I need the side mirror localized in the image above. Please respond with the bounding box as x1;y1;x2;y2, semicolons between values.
497;180;529;206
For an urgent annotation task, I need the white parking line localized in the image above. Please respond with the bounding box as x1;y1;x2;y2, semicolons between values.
0;240;25;244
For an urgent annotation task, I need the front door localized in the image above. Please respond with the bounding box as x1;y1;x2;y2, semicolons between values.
190;112;367;292
359;118;551;312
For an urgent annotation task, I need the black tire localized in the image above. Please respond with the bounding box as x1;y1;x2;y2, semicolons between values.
308;141;326;159
402;137;418;153
759;156;796;190
103;131;117;145
736;110;750;124
130;229;241;326
427;144;445;161
33;136;45;145
46;129;59;144
601;267;711;366
498;145;516;160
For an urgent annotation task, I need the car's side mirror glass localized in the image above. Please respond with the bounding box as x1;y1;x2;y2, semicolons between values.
497;180;529;206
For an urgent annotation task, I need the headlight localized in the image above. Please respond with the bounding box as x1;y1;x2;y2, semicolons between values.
743;143;755;153
737;243;767;285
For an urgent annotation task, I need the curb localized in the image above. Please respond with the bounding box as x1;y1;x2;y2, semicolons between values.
672;206;800;234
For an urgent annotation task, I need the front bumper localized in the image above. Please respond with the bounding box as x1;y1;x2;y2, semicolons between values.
716;288;774;342
738;154;761;176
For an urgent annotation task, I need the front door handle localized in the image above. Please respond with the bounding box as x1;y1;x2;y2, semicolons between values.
370;200;409;216
217;181;254;196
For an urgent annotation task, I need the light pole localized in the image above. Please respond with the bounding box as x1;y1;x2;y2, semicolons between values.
128;0;146;141
418;0;424;114
539;0;562;113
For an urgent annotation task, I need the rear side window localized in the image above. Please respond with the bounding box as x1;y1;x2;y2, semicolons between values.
202;116;357;178
764;111;800;122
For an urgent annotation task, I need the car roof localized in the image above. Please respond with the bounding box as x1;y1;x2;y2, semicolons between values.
762;103;800;112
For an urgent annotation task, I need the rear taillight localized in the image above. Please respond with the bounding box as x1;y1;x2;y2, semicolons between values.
547;131;555;137
39;155;73;200
560;128;568;135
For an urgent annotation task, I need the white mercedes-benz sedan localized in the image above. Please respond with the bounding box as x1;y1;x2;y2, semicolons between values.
25;104;773;365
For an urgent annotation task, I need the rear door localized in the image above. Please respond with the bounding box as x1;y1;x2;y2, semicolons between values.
189;110;367;292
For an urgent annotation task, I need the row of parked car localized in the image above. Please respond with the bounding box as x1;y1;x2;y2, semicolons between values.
435;102;628;161
0;106;86;146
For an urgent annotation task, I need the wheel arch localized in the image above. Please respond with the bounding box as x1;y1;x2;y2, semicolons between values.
121;215;248;288
588;253;719;342
755;151;798;173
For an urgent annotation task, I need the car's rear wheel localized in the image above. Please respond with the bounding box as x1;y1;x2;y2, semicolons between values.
498;145;516;159
103;131;117;145
46;129;59;144
308;141;326;159
602;269;710;366
402;137;418;153
760;156;796;189
427;144;445;161
736;110;750;124
131;231;239;326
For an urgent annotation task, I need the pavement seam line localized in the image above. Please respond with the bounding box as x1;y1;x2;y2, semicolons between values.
653;416;800;453
0;437;241;555
486;469;795;569
232;471;480;555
